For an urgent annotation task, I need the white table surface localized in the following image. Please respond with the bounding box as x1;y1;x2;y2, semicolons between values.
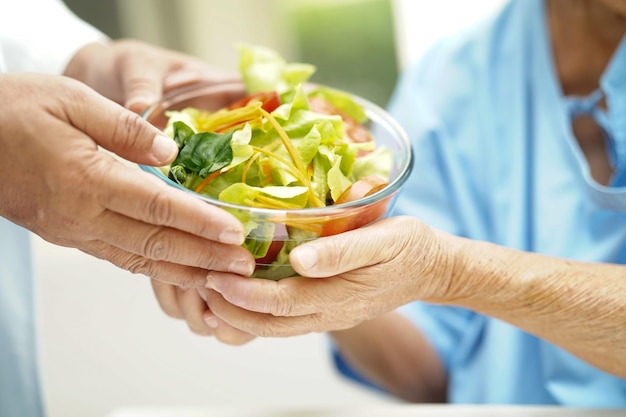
107;405;626;417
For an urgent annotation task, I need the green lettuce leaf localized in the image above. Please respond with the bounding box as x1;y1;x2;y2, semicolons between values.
219;183;309;209
312;151;331;204
254;227;319;280
308;86;368;123
352;146;393;181
222;123;254;172
243;221;274;260
163;108;202;137
327;155;352;201
238;44;316;94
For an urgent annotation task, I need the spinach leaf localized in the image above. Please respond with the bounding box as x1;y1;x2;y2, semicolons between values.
171;122;235;178
172;121;195;148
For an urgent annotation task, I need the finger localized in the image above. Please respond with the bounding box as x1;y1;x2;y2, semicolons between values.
61;83;177;166
151;279;184;319
120;56;165;113
206;272;350;317
177;287;213;336
213;320;257;345
162;69;239;92
202;302;257;346
79;241;213;288
90;160;248;246
94;209;254;275
290;220;395;277
205;289;324;338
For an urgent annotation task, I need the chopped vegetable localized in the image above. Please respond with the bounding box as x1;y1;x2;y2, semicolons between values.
161;44;394;278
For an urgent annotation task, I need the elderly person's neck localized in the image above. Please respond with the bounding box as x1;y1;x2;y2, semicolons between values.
548;0;626;96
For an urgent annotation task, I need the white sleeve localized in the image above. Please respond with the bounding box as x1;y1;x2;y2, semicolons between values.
0;0;109;74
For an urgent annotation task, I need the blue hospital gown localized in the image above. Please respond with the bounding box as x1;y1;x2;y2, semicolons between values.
335;0;626;406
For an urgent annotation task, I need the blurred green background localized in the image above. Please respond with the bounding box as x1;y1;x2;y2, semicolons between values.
286;0;398;106
63;0;399;107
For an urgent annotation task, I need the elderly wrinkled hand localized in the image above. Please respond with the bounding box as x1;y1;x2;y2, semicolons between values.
0;73;254;288
152;280;257;345
87;40;253;341
60;39;257;336
201;216;457;337
64;39;239;113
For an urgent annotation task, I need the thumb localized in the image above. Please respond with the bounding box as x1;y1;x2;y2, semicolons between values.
290;219;398;278
66;85;177;166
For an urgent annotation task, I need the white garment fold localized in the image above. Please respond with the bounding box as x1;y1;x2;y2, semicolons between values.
0;1;106;416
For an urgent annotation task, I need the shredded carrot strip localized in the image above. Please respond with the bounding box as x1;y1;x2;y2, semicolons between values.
242;152;261;184
251;145;323;207
242;142;281;184
254;194;303;210
250;146;302;184
186;104;324;207
243;198;299;210
256;109;323;206
259;108;307;175
200;104;263;133
194;169;222;194
283;221;323;234
215;121;248;134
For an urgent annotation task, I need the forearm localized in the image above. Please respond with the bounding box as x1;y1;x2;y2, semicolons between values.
442;233;626;377
330;312;447;403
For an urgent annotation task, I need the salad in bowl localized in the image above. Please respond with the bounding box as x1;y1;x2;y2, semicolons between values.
140;45;413;280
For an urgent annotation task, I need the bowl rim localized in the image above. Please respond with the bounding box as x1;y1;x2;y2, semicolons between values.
140;81;414;216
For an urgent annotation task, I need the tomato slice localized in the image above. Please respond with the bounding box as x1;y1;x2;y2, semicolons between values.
255;223;287;266
308;97;373;144
321;175;390;236
334;175;387;205
228;91;281;113
255;239;285;266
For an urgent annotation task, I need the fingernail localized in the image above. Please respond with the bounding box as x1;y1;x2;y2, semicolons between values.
219;228;245;245
151;134;178;164
229;260;254;276
126;95;156;111
205;273;217;290
293;246;317;270
204;313;219;329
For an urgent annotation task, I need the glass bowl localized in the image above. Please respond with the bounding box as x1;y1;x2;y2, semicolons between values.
140;82;413;279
